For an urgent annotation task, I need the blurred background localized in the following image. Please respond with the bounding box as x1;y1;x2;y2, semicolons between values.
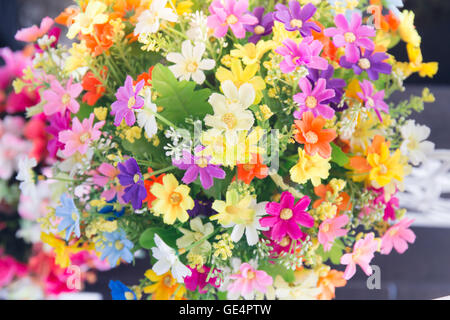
1;0;450;300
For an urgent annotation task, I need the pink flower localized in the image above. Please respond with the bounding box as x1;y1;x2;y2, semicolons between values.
93;163;125;203
260;191;314;242
340;233;379;280
0;48;31;89
227;263;273;299
110;75;145;127
0;255;27;287
357;80;389;121
15;16;54;42
324;12;375;63
275;37;328;74
58;113;105;157
207;0;258;39
42;78;83;116
184;266;221;294
381;218;416;255
293;78;336;120
318;214;349;251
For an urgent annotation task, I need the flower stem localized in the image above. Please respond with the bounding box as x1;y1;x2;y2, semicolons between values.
143;166;176;179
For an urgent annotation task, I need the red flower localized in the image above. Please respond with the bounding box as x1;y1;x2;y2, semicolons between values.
143;168;165;208
81;23;114;57
237;154;269;184
135;66;154;87
82;67;107;106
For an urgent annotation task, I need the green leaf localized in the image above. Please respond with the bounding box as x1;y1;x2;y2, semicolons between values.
316;239;345;265
331;142;349;167
152;64;212;123
139;227;178;249
259;261;295;283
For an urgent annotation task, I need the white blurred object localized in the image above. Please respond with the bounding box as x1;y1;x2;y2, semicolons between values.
398;149;450;227
56;292;103;300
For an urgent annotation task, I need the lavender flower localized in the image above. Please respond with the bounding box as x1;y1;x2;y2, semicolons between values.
244;7;274;44
340;50;392;81
357;80;389;121
111;76;145;127
117;158;147;210
274;1;320;37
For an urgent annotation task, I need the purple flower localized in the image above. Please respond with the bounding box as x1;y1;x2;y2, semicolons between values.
188;198;217;218
244;7;274;44
173;146;226;190
293;77;336;120
340;49;392;80
117;158;147;210
357;80;389;121
111;76;145;127
46;111;71;158
306;65;348;112
324;12;375;63
274;1;320;37
275;37;328;74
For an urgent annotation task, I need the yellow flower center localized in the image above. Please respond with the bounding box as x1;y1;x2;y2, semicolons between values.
279;236;291;247
305;96;318;109
79;132;91;143
169;192;182;205
115;240;124;251
196;157;209;168
290;19;303;28
407;138;419;150
163;275;173;287
388;227;399;237
304;131;319;144
226;14;238;25
358;58;371;70
280;208;293;220
322;222;330;233
128;96;136;108
344;32;356;43
71;212;78;222
185;61;199;73
254;25;265;35
225;205;240;215
124;292;134;300
62;93;71;105
247;270;256;280
222;113;238;129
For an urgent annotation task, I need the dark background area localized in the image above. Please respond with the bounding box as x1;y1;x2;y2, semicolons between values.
1;0;449;299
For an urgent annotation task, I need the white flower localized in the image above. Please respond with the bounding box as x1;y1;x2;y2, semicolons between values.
204;80;255;134
400;120;434;166
58;148;94;177
229;199;268;246
167;40;215;84
152;234;191;283
137;88;158;139
186;11;210;43
273;269;321;300
176;217;214;254
16;156;37;198
134;0;178;35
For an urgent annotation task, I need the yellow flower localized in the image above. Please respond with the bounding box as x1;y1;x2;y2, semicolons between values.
290;148;331;187
65;41;90;74
210;189;255;226
67;1;109;39
230;41;276;66
398;10;421;47
350;111;384;150
143;269;184;300
397;44;438;78
216;59;266;104
151;174;194;225
212;233;234;260
40;233;89;268
94;107;108;121
367;146;404;188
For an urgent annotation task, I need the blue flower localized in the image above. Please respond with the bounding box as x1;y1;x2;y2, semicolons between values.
55;193;80;241
99;197;125;220
98;229;134;267
109;280;136;300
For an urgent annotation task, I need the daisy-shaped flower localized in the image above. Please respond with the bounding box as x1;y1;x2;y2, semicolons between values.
236;154;269;185
274;1;320;37
15;16;54;42
54;193;80;241
340;49;392;81
167;40;215;85
136;88;158;139
16;156;37;198
324;12;376;63
42;78;83;116
400;120;434;166
227;263;273;299
134;0;178;35
293;78;335;120
67;1;108;39
111;76;145;127
152;234;191;283
340;233;379;280
207;0;258;39
117;158;147;210
357;80;389;121
318;214;349;251
381;218;415;254
99;230;134;267
244;7;274;44
176;217;214;254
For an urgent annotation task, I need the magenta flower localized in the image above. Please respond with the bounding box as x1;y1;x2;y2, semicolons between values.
381;218;416;255
274;1;320;37
206;0;258;39
318;214;349;251
184;266;221;294
357;80;389;121
227;263;273;299
293;77;336;120
370;187;399;221
0;48;31;89
172;146;226;190
46;111;71;158
260;191;314;243
324;12;375;63
111;76;145;127
340;233;379;280
117;158;147;210
42;78;83;116
93;163;125;204
276;37;328;74
340;49;392;80
58;113;104;157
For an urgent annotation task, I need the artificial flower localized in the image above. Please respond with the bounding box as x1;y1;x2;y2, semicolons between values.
293;77;335;120
357;80;389;121
111;76;145;127
15;17;54;42
117;158;147;210
318;214;349;251
143;269;181;300
210;189;255;226
99;230;134;267
274;1;320;37
67;1;108;39
381;218;415;254
244;7;274;44
134;0;178;35
236;154;269;185
227;263;273;299
136;87;158;139
42;78;82;116
54;193;80;241
340;49;392;81
340;233;379;280
109;280;136;300
400;120;434;166
184;266;221;294
290;147;331;186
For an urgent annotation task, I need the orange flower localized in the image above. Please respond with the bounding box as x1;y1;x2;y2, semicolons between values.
143;168;165;208
313;184;352;213
236;154;269;184
110;0;142;20
135;66;154;87
55;7;79;26
82;67;107;106
317;269;346;300
81;23;114;57
312;21;339;63
294;111;337;159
